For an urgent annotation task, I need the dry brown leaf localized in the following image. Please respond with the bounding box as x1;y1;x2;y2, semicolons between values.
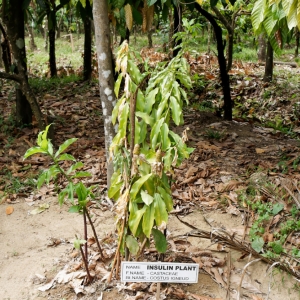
187;292;223;300
255;148;266;154
5;206;14;215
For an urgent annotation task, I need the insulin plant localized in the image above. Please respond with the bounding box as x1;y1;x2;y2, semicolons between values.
108;41;193;279
24;126;102;283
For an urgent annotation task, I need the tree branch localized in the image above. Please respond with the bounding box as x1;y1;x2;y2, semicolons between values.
0;71;22;83
212;7;233;34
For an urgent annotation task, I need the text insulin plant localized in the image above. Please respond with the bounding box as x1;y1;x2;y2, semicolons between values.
108;41;193;268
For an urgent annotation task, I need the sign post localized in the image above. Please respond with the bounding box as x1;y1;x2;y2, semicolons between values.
121;261;199;283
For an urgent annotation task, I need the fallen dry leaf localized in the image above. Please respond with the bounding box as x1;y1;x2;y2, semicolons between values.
5;206;14;215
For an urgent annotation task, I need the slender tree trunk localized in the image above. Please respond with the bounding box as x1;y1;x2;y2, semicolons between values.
120;28;130;45
207;22;211;54
257;33;267;61
44;20;48;52
2;0;45;130
48;27;57;77
263;40;273;82
27;25;37;51
0;28;3;68
0;22;11;72
93;0;117;188
195;4;232;121
83;0;92;81
295;28;299;57
172;4;182;57
147;29;153;48
168;9;173;52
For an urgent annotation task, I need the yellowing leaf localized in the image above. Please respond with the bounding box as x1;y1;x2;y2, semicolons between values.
6;206;14;215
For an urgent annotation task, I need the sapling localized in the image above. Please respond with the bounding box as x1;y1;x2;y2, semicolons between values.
24;125;103;281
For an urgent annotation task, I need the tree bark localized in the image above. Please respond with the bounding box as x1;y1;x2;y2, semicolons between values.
172;4;182;57
257;33;267;62
83;0;92;81
44;20;48;52
295;28;299;58
195;4;232;121
93;0;117;188
2;0;45;130
147;29;153;48
263;40;273;82
0;22;11;72
27;25;37;51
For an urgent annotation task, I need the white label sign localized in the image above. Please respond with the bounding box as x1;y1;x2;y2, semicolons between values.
121;262;199;283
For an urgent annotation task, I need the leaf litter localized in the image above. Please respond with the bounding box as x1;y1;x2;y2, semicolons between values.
1;52;300;299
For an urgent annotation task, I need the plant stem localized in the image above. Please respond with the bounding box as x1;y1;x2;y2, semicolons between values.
85;207;104;258
83;207;88;260
79;244;93;284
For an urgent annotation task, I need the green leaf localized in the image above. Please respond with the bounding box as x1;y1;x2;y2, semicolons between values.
156;94;169;120
141;190;154;205
69;205;81;213
130;174;153;200
154;193;168;226
72;171;92;178
136;89;145;112
135;111;154;126
75;182;89;202
160;123;171;151
114;73;123;97
157;186;173;212
270;241;284;254
66;182;75;204
142;202;155;237
150;118;164;150
126;235;139;255
73;238;86;250
37;171;47;189
210;0;219;7
119;102;129;139
251;0;267;33
129;205;147;236
128;60;143;84
147;0;158;6
108;172;123;199
58;153;76;161
67;161;84;175
152;228;167;253
55;138;78;158
24;147;46;159
251;236;265;253
58;190;68;206
272;203;284;215
145;87;159;114
169;96;182;125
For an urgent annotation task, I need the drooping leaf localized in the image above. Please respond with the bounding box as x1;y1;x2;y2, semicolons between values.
169;96;182;125
157;186;173;212
24;147;46;159
141;190;154;205
58;153;76;161
126;235;139;255
129;205;147;236
152;228;167;253
142;202;155;237
68;205;81;213
154;193;168;226
130;174;153;200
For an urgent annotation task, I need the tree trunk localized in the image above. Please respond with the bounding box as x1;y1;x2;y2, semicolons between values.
168;9;173;52
0;28;3;68
263;40;273;82
147;29;153;48
44;20;48;52
16;88;32;126
83;0;92;81
257;33;267;62
93;0;117;188
172;4;182;57
120;28;130;45
207;22;211;54
27;25;37;51
295;28;299;57
0;22;11;72
2;0;45;130
195;4;232;121
48;27;57;77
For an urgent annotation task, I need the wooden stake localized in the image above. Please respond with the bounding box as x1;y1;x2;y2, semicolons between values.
156;282;160;300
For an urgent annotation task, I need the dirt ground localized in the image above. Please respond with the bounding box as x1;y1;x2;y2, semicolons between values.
1;117;300;300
